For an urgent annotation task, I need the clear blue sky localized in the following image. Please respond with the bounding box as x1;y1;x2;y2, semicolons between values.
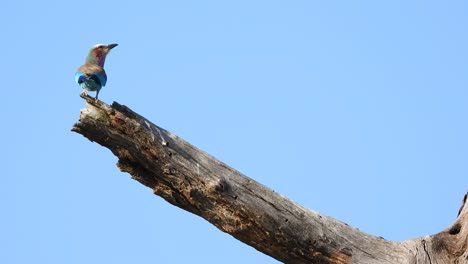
2;1;467;263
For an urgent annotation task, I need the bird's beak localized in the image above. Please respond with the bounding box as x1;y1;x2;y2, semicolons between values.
107;43;118;50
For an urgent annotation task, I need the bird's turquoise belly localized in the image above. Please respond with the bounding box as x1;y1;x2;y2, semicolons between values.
80;79;101;91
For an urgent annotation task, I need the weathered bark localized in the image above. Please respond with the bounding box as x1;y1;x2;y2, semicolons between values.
72;95;468;264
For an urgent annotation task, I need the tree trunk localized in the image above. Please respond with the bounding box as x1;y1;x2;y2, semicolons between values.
71;95;468;264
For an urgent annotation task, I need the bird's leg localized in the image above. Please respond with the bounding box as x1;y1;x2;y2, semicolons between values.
95;89;100;101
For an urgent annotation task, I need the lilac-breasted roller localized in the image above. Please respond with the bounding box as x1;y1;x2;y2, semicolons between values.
75;43;118;99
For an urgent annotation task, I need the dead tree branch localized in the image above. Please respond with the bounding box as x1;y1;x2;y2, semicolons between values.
72;95;467;264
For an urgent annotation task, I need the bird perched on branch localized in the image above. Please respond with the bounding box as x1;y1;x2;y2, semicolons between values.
75;43;118;99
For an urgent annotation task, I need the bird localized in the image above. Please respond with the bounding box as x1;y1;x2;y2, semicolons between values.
75;43;118;99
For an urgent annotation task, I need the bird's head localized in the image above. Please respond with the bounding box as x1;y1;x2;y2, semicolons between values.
85;43;118;67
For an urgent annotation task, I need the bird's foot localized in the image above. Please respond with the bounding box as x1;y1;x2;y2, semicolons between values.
80;90;88;97
95;90;100;102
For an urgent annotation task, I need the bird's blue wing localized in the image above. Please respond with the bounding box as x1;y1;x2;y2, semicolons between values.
75;72;85;84
75;72;107;86
94;73;107;86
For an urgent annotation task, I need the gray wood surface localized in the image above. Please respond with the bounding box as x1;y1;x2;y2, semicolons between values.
72;95;467;264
